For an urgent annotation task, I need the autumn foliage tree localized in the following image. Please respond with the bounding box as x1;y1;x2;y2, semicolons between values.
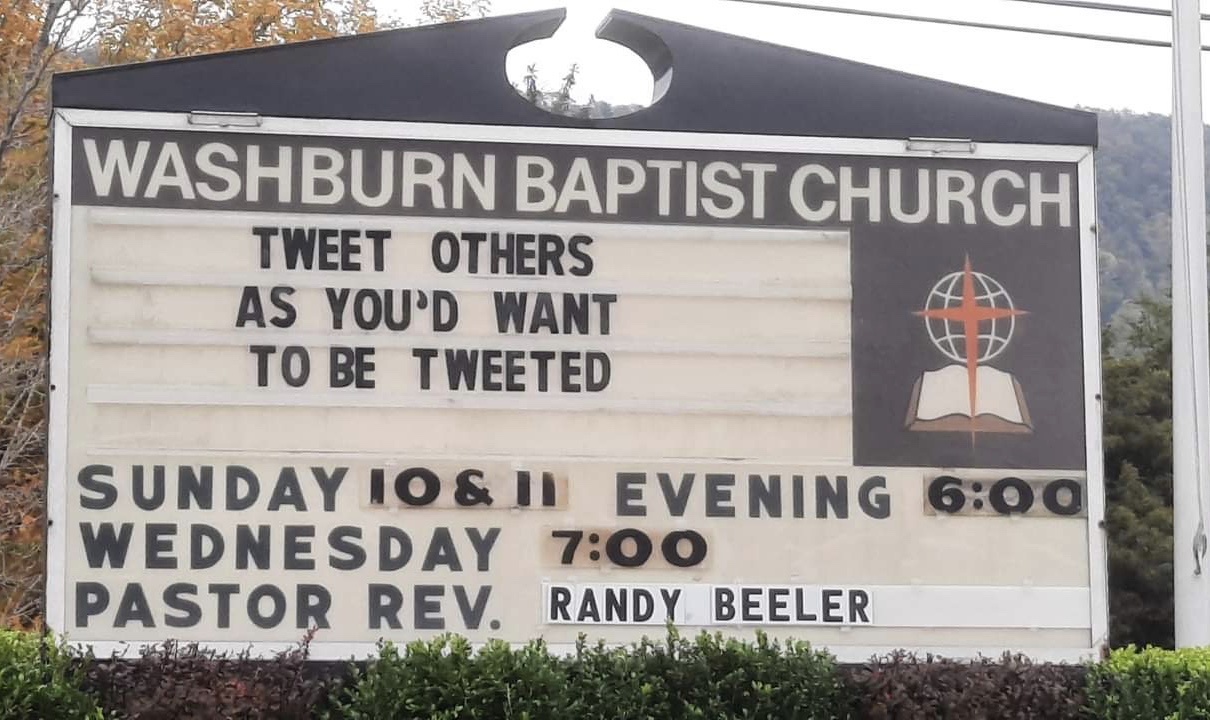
416;0;489;24
0;0;94;628
93;0;378;65
0;0;489;629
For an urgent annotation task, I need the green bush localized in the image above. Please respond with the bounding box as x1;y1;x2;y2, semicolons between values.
0;630;102;720
326;635;571;720
564;629;846;719
648;629;846;719
328;629;848;719
1087;645;1210;719
561;636;673;717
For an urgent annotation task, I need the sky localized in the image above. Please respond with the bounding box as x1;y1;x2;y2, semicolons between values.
378;0;1201;115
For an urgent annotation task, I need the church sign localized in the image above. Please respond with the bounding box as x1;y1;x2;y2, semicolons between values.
46;9;1105;661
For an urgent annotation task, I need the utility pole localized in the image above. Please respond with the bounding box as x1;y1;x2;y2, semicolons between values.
1172;0;1210;648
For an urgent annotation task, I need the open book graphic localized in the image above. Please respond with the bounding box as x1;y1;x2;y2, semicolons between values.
905;365;1032;433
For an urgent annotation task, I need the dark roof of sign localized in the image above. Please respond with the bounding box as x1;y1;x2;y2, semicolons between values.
52;7;1097;146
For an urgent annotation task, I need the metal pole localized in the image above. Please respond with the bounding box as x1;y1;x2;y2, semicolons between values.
1172;0;1210;649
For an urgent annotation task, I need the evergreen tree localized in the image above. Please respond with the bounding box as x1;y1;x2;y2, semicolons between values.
1102;295;1175;648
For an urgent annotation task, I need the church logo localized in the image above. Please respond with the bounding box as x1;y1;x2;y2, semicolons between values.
906;256;1032;436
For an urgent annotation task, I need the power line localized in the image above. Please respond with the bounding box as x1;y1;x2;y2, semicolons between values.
999;0;1208;21
721;0;1209;50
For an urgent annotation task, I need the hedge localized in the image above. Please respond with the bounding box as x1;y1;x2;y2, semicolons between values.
0;630;101;719
3;628;1210;719
1086;645;1210;719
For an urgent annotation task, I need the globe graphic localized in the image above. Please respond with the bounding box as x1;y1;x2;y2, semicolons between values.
923;270;1017;364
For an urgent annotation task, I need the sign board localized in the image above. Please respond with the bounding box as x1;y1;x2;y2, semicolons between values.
47;9;1106;661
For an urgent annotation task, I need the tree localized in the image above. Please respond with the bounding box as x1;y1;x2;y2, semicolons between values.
0;0;93;168
416;0;490;24
523;63;540;105
514;62;643;119
0;0;97;629
94;0;378;65
548;62;578;116
1102;295;1175;648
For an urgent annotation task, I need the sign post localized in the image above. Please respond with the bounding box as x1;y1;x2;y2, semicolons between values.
1171;0;1210;649
46;9;1106;661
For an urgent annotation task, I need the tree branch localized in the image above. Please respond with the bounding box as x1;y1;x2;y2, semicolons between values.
0;0;70;171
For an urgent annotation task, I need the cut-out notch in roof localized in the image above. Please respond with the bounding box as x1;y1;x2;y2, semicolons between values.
52;7;1097;146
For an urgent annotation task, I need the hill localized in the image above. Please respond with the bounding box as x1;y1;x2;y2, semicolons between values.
1094;109;1181;325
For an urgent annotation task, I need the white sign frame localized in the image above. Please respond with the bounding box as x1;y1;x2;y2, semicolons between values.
46;107;1106;662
